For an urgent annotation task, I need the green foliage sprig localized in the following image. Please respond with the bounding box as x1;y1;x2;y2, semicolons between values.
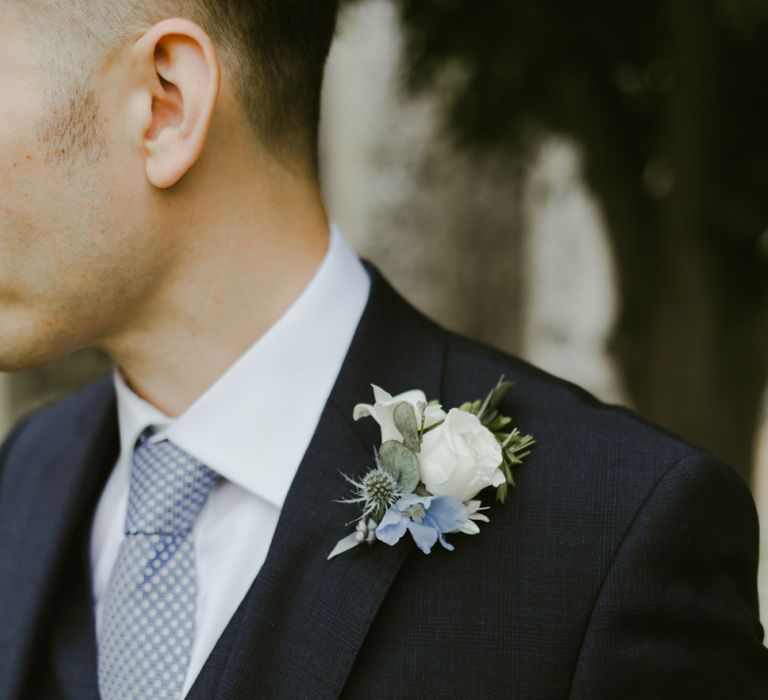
460;376;536;503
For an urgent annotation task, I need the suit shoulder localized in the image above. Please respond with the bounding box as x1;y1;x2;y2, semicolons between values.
0;373;113;458
440;331;756;592
441;330;737;488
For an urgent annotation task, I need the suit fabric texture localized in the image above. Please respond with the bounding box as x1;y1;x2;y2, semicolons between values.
0;264;767;699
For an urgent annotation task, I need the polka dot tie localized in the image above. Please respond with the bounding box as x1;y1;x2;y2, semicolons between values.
97;430;221;700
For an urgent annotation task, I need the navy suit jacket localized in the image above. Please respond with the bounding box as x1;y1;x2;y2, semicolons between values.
1;265;767;699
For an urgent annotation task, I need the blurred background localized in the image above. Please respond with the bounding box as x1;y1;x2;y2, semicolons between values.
2;0;768;626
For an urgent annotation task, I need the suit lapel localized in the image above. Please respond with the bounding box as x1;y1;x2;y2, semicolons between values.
194;266;447;698
0;377;117;699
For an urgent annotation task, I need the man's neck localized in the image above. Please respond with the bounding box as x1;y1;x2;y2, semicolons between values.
100;174;330;417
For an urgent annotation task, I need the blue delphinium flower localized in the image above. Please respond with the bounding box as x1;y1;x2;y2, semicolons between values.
375;493;468;554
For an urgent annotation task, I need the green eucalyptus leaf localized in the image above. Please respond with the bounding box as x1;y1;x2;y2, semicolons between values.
393;401;421;452
379;440;421;493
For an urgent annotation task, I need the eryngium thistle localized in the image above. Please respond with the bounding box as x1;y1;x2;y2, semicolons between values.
338;466;402;523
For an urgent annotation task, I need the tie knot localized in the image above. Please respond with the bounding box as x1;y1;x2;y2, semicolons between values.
125;432;221;536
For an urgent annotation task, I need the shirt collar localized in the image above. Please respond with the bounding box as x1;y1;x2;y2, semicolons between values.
113;224;371;508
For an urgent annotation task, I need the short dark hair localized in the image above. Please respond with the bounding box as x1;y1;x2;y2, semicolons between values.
209;1;340;173
19;1;340;175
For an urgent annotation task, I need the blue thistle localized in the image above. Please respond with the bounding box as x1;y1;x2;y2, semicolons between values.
336;466;403;523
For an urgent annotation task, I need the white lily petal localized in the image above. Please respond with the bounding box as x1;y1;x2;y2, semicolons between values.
396;389;429;407
371;384;393;403
327;532;363;560
353;403;373;421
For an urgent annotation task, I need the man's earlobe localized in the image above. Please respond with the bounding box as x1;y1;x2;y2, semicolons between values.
139;19;221;189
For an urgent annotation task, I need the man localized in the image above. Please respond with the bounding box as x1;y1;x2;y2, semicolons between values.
0;1;766;698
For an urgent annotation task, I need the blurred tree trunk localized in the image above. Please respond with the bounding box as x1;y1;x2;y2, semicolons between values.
324;1;526;357
600;2;768;480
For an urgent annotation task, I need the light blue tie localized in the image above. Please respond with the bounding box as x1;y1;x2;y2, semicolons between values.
98;430;221;700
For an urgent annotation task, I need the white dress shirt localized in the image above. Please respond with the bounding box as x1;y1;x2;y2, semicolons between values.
89;225;370;697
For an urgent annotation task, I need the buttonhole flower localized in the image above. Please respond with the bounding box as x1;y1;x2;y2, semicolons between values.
327;377;536;560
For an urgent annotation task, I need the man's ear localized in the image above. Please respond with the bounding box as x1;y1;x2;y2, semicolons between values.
130;18;221;189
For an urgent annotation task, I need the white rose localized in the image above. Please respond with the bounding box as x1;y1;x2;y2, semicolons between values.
419;408;505;502
353;385;446;443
